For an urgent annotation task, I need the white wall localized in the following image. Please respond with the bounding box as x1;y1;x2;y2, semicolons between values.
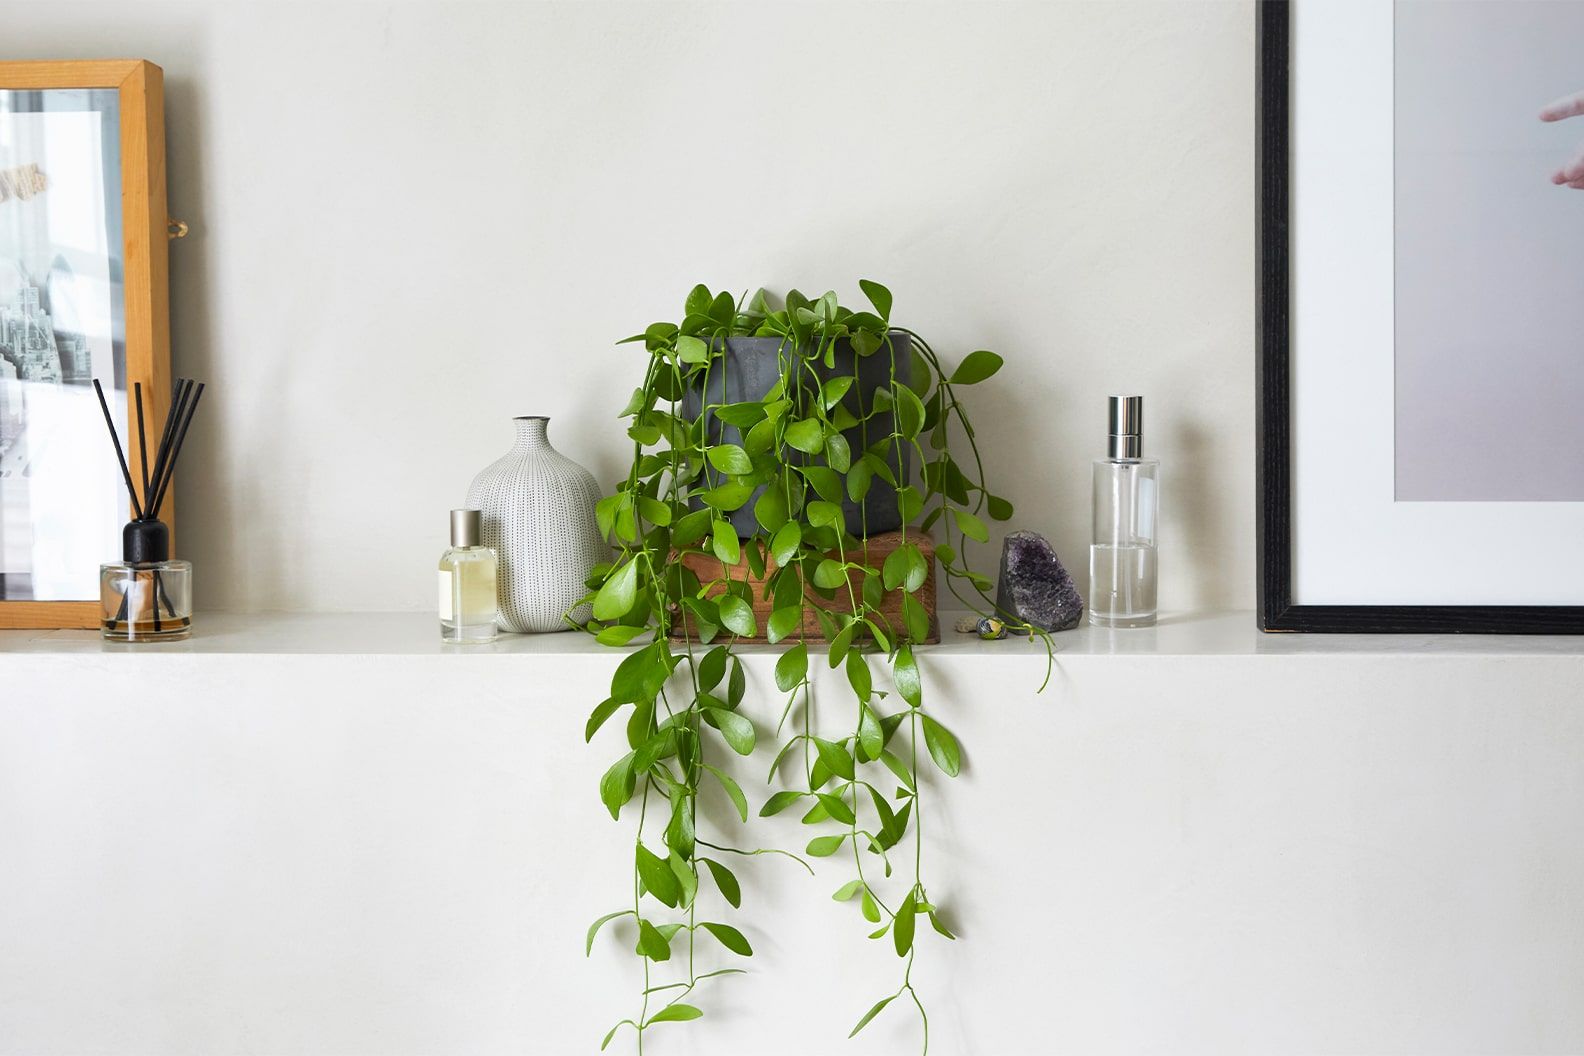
10;0;1255;614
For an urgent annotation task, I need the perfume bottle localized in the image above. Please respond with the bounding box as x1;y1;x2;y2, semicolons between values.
1089;395;1158;628
101;519;193;641
439;508;499;643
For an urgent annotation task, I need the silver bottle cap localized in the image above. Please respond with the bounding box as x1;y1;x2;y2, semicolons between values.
450;508;482;547
1107;395;1143;459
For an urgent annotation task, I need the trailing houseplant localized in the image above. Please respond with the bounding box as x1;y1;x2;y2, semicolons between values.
579;281;1047;1052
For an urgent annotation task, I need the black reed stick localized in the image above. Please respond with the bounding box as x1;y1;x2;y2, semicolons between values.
145;378;191;511
149;382;203;520
134;382;151;506
92;379;144;521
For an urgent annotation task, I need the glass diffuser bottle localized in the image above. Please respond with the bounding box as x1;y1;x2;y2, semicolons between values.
1089;395;1159;628
101;519;192;641
439;508;499;643
92;377;205;642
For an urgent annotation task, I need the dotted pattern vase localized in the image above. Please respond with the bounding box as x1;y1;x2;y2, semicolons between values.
466;416;607;633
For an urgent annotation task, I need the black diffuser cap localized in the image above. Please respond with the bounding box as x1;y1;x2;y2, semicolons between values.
123;519;170;564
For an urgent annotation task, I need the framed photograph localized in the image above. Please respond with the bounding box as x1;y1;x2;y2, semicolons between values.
0;61;172;629
1258;1;1584;632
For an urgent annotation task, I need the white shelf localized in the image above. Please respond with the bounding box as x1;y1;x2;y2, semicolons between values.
5;609;1584;659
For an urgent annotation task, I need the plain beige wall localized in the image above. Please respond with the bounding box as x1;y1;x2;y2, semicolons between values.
11;0;1255;614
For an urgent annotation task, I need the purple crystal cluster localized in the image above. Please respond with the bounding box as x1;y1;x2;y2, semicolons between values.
994;530;1084;632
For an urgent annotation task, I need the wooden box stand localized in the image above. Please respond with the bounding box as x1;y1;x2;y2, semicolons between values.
671;530;940;644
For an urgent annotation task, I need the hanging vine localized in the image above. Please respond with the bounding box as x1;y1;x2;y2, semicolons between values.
579;281;1049;1051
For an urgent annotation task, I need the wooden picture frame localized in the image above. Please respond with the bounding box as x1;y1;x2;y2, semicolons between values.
0;60;173;629
1257;3;1584;633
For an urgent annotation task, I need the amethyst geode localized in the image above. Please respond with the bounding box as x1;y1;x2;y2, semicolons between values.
994;530;1084;632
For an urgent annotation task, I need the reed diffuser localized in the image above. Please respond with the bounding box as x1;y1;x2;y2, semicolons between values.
93;377;204;641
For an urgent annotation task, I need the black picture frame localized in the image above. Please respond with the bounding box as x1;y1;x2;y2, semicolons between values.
1256;0;1584;634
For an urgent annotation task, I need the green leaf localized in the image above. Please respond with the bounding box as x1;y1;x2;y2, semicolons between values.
950;349;1003;385
987;494;1014;521
880;750;916;793
828;620;857;667
717;595;756;638
846;652;872;702
710;708;756;755
585;698;623;742
893;892;917;956
817;792;856;825
953;508;989;543
586;909;630;955
813;737;855;781
929;910;957;940
775;642;808;692
858;279;893;320
600;1021;629;1051
833;880;864;902
893;646;922;708
784;418;825;454
806;500;844;529
696;645;727;691
700;922;753;957
636;843;682;907
676;334;709;364
802;466;843;502
821;376;855;410
849;994;895;1037
824;433;852;473
896;485;924;524
636;495;672;527
702;857;741;908
701;482;755;511
807;833;847;857
595;624;645;647
685;284;712;316
753;485;789;533
707;444;753;475
895;385;925;440
600;753;637;819
857;705;883;761
646;1002;702;1024
593;559;640;622
672;508;712;548
812;559;847;590
901;593;930;643
847;462;872;503
759;789;803;817
766;606;801;645
921;714;961;776
714;402;766;429
902;544;928;593
861;887;882;923
744;417;778;455
669;847;697;905
881;546;909;591
711;520;741;566
703;763;748;822
769;522;801;566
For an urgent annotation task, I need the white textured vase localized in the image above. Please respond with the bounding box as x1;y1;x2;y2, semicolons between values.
465;416;607;633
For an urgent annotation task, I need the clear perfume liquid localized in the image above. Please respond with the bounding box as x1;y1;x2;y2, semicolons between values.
439;545;499;643
1090;455;1159;628
1088;543;1158;627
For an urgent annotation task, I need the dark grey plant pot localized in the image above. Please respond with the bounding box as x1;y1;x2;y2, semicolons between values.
682;334;912;539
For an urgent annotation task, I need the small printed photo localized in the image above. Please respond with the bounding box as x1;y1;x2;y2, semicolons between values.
0;88;126;601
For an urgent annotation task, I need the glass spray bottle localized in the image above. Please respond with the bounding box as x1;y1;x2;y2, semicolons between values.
1089;396;1158;627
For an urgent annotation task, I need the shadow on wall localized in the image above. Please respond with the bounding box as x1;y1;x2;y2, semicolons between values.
1171;417;1223;609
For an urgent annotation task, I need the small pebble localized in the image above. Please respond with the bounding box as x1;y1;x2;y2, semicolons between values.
953;615;980;634
976;617;1007;640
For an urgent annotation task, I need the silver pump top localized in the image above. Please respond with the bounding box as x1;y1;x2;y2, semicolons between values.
1107;395;1143;459
450;508;482;547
